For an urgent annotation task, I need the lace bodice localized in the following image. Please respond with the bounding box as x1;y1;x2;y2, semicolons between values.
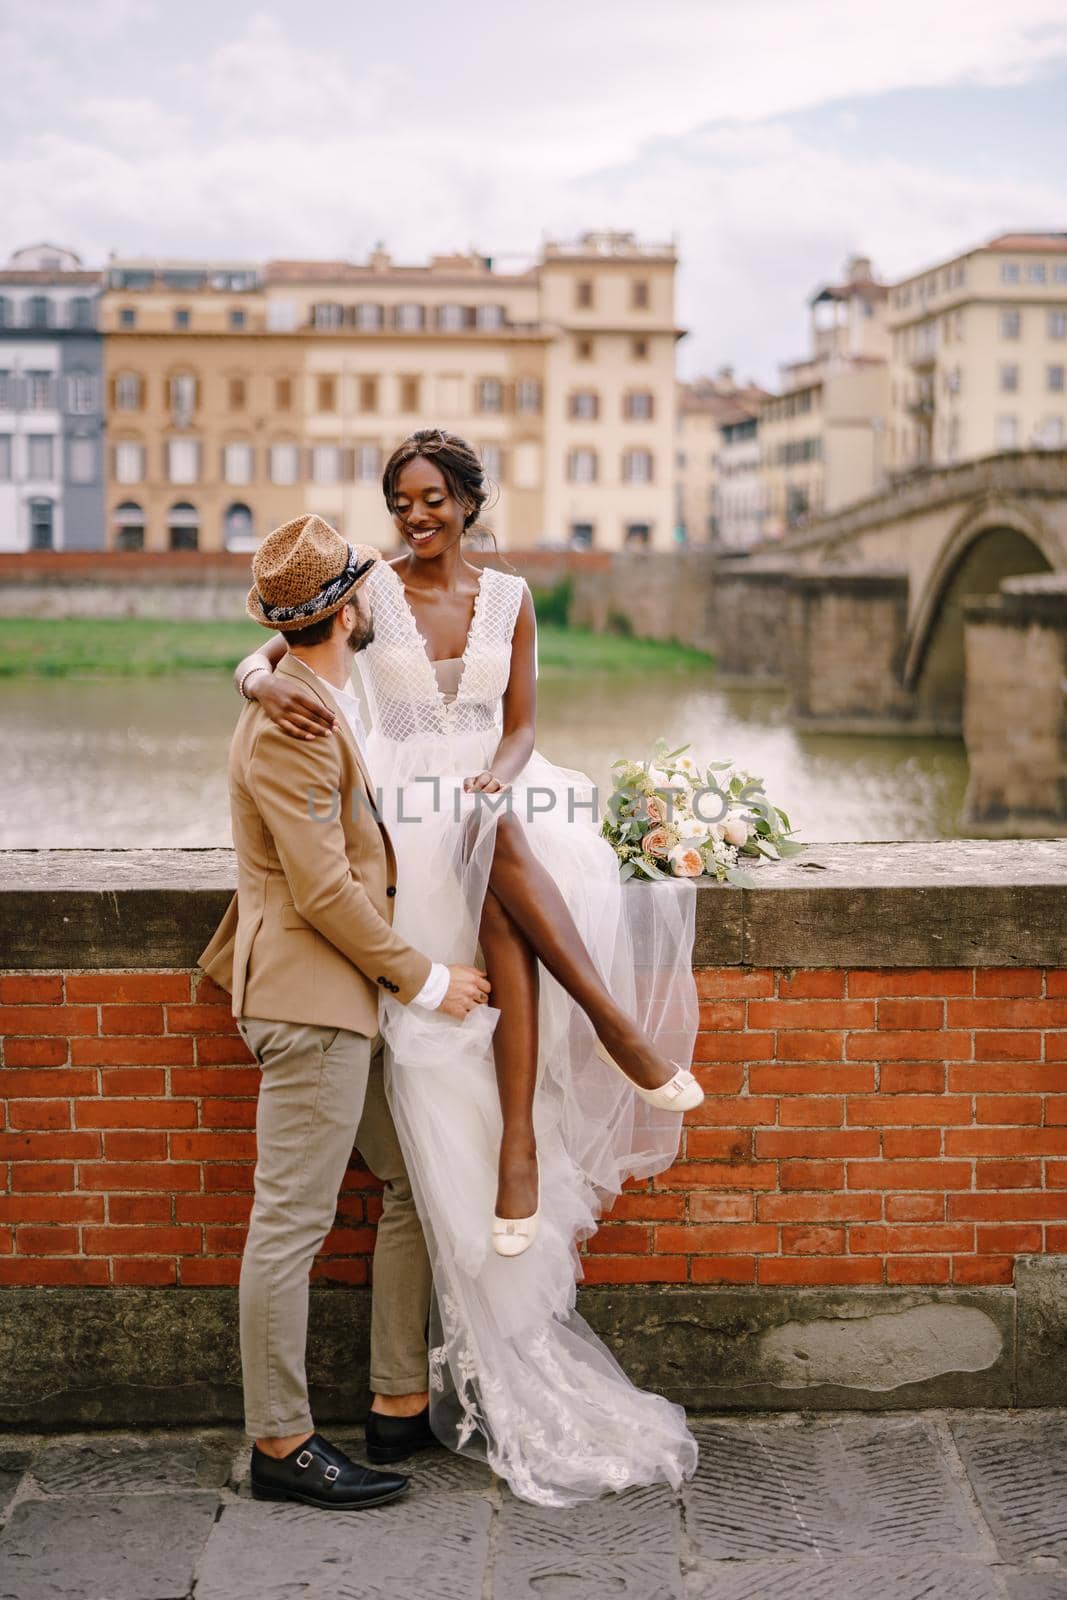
357;561;527;742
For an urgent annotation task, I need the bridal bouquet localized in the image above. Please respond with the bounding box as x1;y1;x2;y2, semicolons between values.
602;740;802;888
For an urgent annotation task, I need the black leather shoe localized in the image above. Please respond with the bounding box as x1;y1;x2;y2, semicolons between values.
365;1405;439;1464
250;1432;408;1510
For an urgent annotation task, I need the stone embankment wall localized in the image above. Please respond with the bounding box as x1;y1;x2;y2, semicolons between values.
2;842;1066;1425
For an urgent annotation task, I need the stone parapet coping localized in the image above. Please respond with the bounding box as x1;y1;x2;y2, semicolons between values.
2;842;1066;970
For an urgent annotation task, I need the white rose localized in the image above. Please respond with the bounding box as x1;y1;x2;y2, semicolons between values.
676;815;709;842
722;811;750;847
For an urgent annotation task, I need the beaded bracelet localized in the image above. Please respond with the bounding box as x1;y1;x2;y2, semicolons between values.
237;663;270;701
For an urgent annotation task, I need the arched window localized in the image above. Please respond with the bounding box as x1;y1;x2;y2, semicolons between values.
27;296;53;330
29;498;54;549
113;501;145;551
223;502;254;550
168;372;197;421
167;501;199;551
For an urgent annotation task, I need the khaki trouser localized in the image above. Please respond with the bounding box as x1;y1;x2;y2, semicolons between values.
236;1016;431;1439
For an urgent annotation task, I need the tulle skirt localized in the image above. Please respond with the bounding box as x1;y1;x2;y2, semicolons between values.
368;725;699;1506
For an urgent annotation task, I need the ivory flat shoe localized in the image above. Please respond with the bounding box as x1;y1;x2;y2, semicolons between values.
492;1178;540;1258
594;1039;705;1113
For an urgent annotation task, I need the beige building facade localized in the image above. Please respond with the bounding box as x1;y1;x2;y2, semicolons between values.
889;232;1067;470
760;257;891;538
675;371;767;547
100;233;678;553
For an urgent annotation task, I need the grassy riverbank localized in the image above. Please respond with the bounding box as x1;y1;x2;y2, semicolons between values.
0;618;713;678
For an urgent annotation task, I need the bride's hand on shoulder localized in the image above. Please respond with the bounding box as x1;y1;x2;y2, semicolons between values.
463;771;509;794
250;673;337;741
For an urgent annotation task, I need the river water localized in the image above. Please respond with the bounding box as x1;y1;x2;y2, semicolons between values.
0;669;970;848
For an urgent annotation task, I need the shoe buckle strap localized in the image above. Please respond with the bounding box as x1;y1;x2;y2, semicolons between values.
296;1449;314;1469
323;1464;340;1482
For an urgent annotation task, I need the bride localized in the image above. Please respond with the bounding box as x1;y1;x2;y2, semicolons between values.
238;427;703;1505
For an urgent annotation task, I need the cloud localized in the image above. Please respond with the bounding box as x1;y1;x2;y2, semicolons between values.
0;1;1065;383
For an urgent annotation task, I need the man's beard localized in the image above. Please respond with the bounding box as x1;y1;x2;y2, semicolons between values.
346;618;374;654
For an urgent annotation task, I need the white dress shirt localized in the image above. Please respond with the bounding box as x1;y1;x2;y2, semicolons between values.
308;666;450;1013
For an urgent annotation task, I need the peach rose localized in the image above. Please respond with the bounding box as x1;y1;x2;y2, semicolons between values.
668;842;704;877
645;794;665;824
642;826;676;858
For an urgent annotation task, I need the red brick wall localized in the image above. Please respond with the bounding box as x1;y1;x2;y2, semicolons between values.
2;964;1065;1291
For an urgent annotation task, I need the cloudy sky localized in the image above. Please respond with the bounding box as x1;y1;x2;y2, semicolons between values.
1;0;1065;385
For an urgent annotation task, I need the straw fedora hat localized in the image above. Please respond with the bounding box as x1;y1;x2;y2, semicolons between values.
247;514;380;631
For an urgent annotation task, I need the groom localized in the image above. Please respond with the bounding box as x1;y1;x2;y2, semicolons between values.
199;514;490;1511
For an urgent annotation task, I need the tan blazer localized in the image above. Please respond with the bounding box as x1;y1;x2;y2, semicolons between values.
198;653;432;1035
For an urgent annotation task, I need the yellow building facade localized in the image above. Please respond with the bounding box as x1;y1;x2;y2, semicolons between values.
100;234;679;553
889;232;1067;470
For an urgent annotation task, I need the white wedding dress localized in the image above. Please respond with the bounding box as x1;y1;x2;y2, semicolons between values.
354;559;699;1506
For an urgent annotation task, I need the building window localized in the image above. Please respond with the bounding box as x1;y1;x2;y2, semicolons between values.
28;371;53;410
477;377;504;413
167;501;199;550
570;522;594;548
569;390;599;420
631;280;650;310
575;280;594;309
1000;309;1021;339
223;502;254;549
437;304;466;331
358;375;378;411
115;372;142;410
995;415;1019;449
223;442;253;484
312;445;341;483
0;435;10;479
70;297;94;330
228;376;247;410
999;364;1020;393
229;309;246;330
1028;263;1047;284
169;373;197;420
575;337;593;361
27;296;52;330
0;297;10;328
113;501;144;551
395;303;424;331
167;438;200;484
622;448;654;483
355;444;381;481
1055;266;1067;284
625;522;651;545
480;443;503;479
119;307;136;328
316;375;337;412
66;373;96;414
354;303;384;331
174;308;190;330
631;337;649;360
29;497;54;549
114;442;145;484
275;375;292;411
399;375;421;411
28;435;54;478
269;443;299;485
1048;312;1067;340
515;377;541;413
68;437;96;484
1000;263;1020;284
1049;365;1065;393
476;304;505;330
624;391;654;420
1040;417;1065;446
267;299;297;332
0;372;10;410
567;448;597;483
313;302;343;330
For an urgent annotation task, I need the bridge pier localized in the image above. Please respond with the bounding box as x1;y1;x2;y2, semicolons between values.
961;575;1067;836
787;569;920;731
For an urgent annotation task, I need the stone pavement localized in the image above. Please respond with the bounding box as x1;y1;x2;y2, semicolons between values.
1;1411;1066;1600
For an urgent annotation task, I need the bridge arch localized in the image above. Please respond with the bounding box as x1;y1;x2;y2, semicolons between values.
903;498;1061;725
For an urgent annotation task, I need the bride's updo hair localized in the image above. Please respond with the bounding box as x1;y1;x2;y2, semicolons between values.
382;428;497;544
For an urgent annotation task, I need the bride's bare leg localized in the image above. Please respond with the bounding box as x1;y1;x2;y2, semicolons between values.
479;887;540;1219
487;815;674;1092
